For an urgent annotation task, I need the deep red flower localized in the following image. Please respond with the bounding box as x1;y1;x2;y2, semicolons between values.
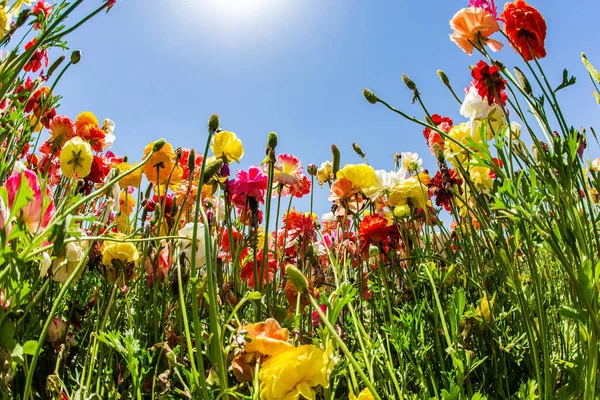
428;169;463;211
146;193;175;215
87;155;111;184
501;0;546;61
358;215;398;257
240;248;277;288
23;38;49;73
471;60;507;105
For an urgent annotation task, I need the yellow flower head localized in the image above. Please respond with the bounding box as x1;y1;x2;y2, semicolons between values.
116;162;142;188
388;177;428;209
211;130;244;163
350;388;376;400
476;294;494;324
469;166;493;194
317;161;333;186
119;191;135;215
336;164;377;192
243;318;294;357
59;137;93;179
142;140;181;185
259;344;334;400
101;241;139;266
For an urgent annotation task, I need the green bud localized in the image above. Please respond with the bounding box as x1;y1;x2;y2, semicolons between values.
285;265;308;293
514;67;532;96
71;50;82;65
437;70;450;86
352;142;366;159
362;88;378;104
267;131;278;150
401;73;417;91
331;144;340;177
208;114;220;133
187;149;196;177
307;163;318;176
203;158;224;185
152;138;166;152
46;55;65;79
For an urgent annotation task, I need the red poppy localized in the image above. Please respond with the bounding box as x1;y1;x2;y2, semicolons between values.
501;0;547;61
23;38;49;73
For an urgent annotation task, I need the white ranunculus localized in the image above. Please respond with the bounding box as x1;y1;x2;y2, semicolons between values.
321;212;336;223
460;85;492;120
102;119;116;150
178;222;207;269
400;152;422;175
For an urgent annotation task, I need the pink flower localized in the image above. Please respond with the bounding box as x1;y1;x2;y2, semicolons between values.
229;166;269;207
32;1;52;18
469;0;498;19
312;304;328;327
273;154;303;186
280;174;311;198
0;197;6;231
6;169;55;232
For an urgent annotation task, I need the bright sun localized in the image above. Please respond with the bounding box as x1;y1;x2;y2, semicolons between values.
180;0;281;25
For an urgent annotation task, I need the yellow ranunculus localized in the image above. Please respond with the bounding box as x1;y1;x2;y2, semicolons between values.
350;388;375;400
469;166;493;194
444;122;485;168
119;191;135;215
259;344;334;400
116;161;142;188
59;137;93;178
317;161;333;186
244;318;294;357
388;177;428;209
336;164;377;192
102;241;139;266
211;130;244;163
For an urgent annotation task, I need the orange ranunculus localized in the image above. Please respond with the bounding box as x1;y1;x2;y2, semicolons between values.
142;140;182;186
449;7;503;55
244;318;294;357
501;0;546;61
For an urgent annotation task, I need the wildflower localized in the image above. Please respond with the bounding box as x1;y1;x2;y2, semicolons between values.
393;204;411;218
87;154;111;184
211;130;244;163
350;388;376;400
316;161;334;186
449;7;503;55
469;0;498;19
51;241;86;284
142;140;181;186
336;164;377;192
240;248;277;288
460;85;494;120
471;60;507;106
501;0;546;61
32;1;52;18
428;169;463;211
280;174;311;198
358;215;398;257
5;169;55;232
59;137;93;179
400;152;422;174
423;114;453;153
48;115;76;149
243;318;294;357
115;161;142;188
229;166;269;207
259;344;334;400
469;166;494;193
388;177;428;210
119;190;135;215
444;123;484;168
74;111;107;152
179;222;206;268
23;38;49;73
101;240;139;285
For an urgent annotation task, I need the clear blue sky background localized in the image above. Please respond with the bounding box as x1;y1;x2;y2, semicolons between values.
55;0;600;217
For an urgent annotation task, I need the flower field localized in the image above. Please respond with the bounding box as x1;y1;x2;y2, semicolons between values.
1;0;600;399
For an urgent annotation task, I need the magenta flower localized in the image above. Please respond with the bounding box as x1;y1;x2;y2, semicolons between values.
6;169;55;233
229;165;269;207
312;304;328;327
468;0;498;19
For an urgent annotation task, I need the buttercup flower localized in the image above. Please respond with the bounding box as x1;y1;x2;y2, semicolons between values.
6;169;55;232
449;7;503;55
469;166;494;193
142;140;182;186
501;0;546;61
211;130;244;163
388;177;428;210
59;137;93;179
259;344;334;400
102;241;139;266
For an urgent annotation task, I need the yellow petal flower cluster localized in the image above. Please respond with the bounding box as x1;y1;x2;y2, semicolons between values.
444;122;484;168
336;164;377;192
101;241;139;266
259;343;334;400
115;161;142;188
211;130;244;163
388;176;428;210
469;166;493;194
59;137;93;179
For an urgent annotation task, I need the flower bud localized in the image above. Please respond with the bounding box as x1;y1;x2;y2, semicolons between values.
514;67;532;96
285;265;308;293
15;9;30;29
152;138;166;152
352;142;366;159
331;144;340;177
362;88;378;104
187;149;196;177
368;245;379;258
71;50;82;65
437;70;450;86
267;131;278;150
46;55;65;79
208;114;220;133
394;204;410;218
307;163;318;176
582;53;600;85
401;73;417;91
203;158;224;184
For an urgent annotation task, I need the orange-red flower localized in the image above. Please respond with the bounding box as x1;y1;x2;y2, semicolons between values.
501;0;546;61
358;215;398;257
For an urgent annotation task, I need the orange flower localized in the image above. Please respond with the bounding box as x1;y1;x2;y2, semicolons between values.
501;0;546;61
142;140;183;186
449;7;503;55
244;318;294;357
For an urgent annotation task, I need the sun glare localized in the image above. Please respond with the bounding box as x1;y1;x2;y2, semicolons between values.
179;0;282;27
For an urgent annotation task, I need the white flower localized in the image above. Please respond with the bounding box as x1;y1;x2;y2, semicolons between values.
102;118;116;150
321;212;336;223
460;85;492;120
311;241;327;257
40;252;51;278
52;241;86;284
510;121;521;138
12;161;26;173
179;222;207;269
592;158;600;173
400;152;422;175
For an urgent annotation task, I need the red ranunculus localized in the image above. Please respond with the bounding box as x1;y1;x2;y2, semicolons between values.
471;60;507;105
501;0;547;61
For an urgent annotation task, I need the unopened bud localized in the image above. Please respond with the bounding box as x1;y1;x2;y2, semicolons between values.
331;144;340;177
208;114;220;133
70;50;82;65
15;9;30;29
285;265;308;293
514;67;532;96
401;73;417;91
267;131;278;150
352;142;366;158
187;149;196;177
437;70;450;86
152;138;166;152
203;158;224;184
307;163;318;176
46;55;65;79
362;88;378;104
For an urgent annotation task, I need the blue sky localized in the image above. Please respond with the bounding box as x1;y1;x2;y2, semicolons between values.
55;0;600;217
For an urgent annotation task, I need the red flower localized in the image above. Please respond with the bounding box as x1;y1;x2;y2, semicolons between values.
489;158;503;178
423;114;453;153
240;248;277;288
428;169;463;211
87;155;111;184
471;60;507;105
358;215;398;257
501;0;547;61
179;148;203;180
23;38;49;73
32;1;53;17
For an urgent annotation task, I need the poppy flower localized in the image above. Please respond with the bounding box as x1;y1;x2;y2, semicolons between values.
501;0;546;61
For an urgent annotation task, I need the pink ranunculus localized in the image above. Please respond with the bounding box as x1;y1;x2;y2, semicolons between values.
229;165;269;206
273;154;303;186
0;197;7;231
469;0;498;19
6;169;55;232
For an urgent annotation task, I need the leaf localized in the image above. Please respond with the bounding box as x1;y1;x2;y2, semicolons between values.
558;305;586;324
554;69;576;93
22;340;39;356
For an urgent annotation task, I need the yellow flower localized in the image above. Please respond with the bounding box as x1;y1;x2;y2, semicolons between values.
476;294;494;324
393;204;411;218
471;104;506;141
244;318;294;357
259;344;334;400
444;122;485;168
350;388;375;400
142;139;182;185
119;191;135;215
116;162;142;188
211;130;244;163
388;177;428;209
317;161;333;186
59;137;93;178
102;241;139;266
75;111;100;137
469;166;493;194
336;164;377;192
9;0;30;13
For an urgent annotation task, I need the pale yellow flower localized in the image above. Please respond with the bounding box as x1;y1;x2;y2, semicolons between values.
336;164;377;192
317;161;333;186
350;388;375;400
116;161;142;188
59;137;93;178
211;130;244;163
469;166;493;194
388;177;428;209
